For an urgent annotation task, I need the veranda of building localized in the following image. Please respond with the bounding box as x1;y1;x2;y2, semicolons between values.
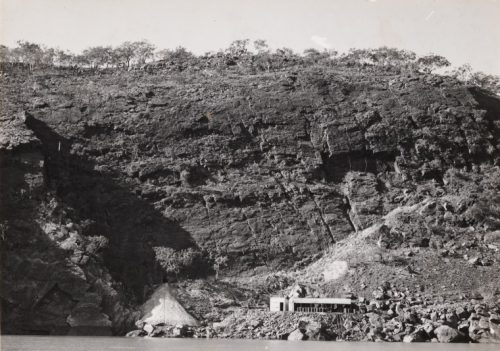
270;297;357;313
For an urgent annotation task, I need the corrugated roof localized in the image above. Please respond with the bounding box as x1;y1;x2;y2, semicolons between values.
289;297;353;304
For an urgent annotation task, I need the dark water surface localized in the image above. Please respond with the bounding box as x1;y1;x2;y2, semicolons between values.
2;336;499;351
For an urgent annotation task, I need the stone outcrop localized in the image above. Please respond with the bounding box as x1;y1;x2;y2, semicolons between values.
1;62;500;336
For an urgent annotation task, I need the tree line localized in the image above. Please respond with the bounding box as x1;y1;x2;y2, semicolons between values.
0;39;457;72
0;40;156;70
0;39;498;94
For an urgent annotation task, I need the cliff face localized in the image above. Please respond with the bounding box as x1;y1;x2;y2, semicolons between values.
1;64;499;334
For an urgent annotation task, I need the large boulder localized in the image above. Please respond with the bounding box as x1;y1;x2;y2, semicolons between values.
288;329;306;341
125;329;146;337
403;329;428;343
301;319;326;341
484;231;500;244
434;325;462;343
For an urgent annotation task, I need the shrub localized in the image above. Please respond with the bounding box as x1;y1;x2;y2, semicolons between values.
153;246;206;279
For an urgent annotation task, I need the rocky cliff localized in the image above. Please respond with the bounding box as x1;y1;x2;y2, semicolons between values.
1;63;499;336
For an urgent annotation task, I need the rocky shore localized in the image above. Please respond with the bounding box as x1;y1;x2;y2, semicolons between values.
126;283;500;343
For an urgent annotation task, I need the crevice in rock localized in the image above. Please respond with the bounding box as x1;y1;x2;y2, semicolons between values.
319;150;396;183
341;196;357;233
305;187;336;243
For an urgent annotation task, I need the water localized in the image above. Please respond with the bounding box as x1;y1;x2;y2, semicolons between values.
1;336;498;351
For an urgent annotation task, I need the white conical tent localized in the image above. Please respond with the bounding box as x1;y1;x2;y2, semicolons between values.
140;284;199;326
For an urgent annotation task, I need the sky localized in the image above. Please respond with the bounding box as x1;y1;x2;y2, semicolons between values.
1;0;499;74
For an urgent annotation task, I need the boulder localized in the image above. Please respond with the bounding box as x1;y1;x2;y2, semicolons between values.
288;329;306;341
434;325;462;343
469;320;484;341
455;306;469;319
143;323;154;334
422;322;435;337
468;257;480;265
490;314;500;324
403;329;427;342
172;324;188;337
478;318;490;329
489;322;500;341
367;313;384;330
458;321;470;334
150;325;171;337
445;312;459;327
484;231;500;244
125;329;146;337
303;320;325;340
403;311;420;324
372;290;386;300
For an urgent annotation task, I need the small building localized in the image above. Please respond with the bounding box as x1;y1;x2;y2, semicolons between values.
270;296;357;313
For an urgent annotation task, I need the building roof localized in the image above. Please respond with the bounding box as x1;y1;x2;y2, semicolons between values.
270;296;354;304
290;297;353;304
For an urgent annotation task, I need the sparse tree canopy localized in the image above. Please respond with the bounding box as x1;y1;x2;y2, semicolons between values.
113;40;156;68
227;39;250;57
16;41;44;70
82;46;114;68
0;45;9;63
451;63;474;83
156;46;194;62
416;54;451;73
472;72;500;95
344;47;416;67
115;41;136;69
55;49;74;67
1;40;498;97
253;39;269;54
133;40;156;65
41;47;56;66
303;48;336;64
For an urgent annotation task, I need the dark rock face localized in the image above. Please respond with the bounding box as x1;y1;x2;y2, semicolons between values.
0;119;138;335
1;65;500;334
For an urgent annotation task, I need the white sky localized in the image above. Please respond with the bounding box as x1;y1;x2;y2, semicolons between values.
1;0;499;74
